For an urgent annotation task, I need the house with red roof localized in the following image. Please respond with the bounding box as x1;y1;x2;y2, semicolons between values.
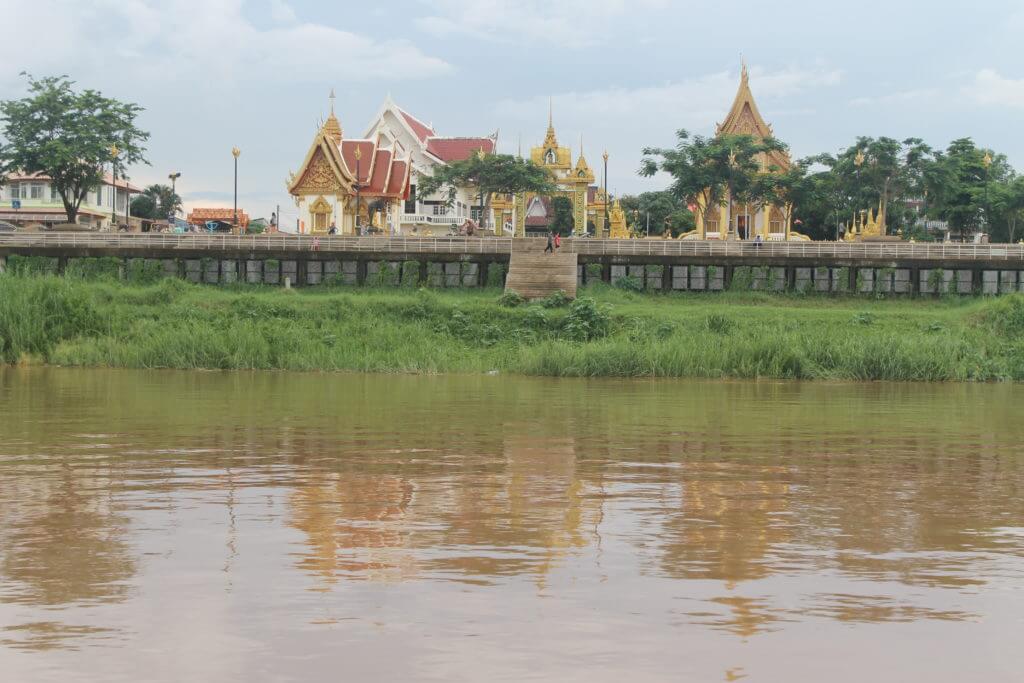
287;93;412;235
362;95;497;234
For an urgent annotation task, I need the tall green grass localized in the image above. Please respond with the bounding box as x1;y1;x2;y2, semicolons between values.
2;272;1022;381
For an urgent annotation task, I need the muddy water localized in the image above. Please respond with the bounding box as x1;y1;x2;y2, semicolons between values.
1;368;1022;682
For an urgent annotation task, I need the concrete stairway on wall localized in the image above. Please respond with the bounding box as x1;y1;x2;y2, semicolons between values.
504;240;578;299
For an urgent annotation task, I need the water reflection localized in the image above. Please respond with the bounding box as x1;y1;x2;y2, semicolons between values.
1;368;1023;681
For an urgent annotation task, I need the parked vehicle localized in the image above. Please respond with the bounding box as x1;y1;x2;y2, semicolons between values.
0;220;17;232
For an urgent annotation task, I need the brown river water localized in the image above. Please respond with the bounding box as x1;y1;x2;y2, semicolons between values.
1;367;1023;682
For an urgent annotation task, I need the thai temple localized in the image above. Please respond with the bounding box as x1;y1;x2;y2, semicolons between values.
490;102;616;237
684;64;809;241
288;92;496;235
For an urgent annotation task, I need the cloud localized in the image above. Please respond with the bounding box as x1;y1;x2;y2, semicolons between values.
495;66;841;132
0;0;450;89
416;0;670;47
269;0;297;24
962;69;1024;109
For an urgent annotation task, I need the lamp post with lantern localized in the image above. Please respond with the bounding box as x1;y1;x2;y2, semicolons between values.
354;146;362;234
110;144;119;229
168;172;181;220
602;150;609;238
232;147;241;233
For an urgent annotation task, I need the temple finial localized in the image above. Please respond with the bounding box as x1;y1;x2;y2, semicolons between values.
329;88;336;113
740;55;748;82
548;97;553;129
517;133;522;158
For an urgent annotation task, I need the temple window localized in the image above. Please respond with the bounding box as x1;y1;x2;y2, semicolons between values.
770;221;783;233
545;150;556;164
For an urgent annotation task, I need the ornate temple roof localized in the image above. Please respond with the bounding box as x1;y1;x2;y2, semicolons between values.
716;63;790;170
289;96;410;201
717;63;774;139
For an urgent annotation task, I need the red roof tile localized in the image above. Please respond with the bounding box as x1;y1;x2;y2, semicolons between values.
364;149;392;194
340;140;376;184
425;137;496;163
400;110;435;142
386;161;410;198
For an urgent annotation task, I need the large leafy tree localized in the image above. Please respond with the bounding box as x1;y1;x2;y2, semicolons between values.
925;138;1012;239
0;74;149;224
989;176;1024;243
619;191;693;237
131;183;181;219
418;153;555;228
831;137;935;233
640;130;787;234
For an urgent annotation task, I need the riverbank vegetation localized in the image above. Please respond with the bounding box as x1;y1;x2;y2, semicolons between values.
1;274;1023;381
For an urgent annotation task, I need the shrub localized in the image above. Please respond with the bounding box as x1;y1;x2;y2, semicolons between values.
731;266;754;291
7;255;58;276
613;275;643;293
563;297;610;341
980;294;1024;336
66;257;122;281
539;290;572;308
370;261;400;287
401;261;421;288
486;263;506;288
498;291;526;308
126;258;165;284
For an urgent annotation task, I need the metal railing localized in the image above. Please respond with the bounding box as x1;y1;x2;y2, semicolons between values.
1;233;1022;262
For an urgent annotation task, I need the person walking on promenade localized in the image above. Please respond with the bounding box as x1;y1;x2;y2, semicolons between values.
554;232;562;250
544;231;554;253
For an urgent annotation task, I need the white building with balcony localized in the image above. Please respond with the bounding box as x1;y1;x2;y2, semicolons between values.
0;173;140;229
362;96;497;233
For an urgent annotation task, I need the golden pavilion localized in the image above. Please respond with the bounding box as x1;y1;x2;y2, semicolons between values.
685;64;809;242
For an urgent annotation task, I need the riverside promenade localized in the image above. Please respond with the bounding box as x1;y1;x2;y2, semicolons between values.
1;234;1023;294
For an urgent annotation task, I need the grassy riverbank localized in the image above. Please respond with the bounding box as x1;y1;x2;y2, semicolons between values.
1;274;1023;381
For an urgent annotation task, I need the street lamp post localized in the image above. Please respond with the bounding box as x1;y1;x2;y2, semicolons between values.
110;144;119;230
354;146;362;235
602;151;609;238
168;172;181;220
232;148;241;233
983;151;993;237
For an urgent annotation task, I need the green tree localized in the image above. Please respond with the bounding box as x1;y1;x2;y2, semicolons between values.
989;176;1024;243
130;193;158;219
0;74;149;224
418;153;555;229
619;191;693;236
131;183;181;219
549;196;574;236
926;139;1012;239
640;130;786;235
832;137;935;233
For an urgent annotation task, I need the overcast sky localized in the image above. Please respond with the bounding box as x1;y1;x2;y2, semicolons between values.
3;0;1023;222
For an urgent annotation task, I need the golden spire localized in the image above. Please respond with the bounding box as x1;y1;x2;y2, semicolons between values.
322;88;343;144
543;98;558;151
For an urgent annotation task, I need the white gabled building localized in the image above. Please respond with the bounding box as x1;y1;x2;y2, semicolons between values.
362;96;497;233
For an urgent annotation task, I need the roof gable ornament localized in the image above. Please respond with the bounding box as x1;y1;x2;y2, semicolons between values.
322;88;343;144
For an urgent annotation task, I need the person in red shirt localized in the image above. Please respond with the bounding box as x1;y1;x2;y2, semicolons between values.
554;232;562;250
